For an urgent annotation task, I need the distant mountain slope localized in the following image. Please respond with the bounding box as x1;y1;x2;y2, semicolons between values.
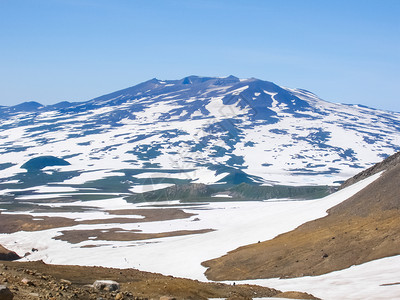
202;151;400;280
1;75;400;190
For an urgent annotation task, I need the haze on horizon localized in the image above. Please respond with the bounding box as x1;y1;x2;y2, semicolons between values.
0;0;399;112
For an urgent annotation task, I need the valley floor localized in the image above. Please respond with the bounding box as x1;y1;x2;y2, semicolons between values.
0;172;399;299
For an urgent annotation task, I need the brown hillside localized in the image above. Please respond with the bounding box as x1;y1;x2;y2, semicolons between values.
340;151;400;189
203;153;400;281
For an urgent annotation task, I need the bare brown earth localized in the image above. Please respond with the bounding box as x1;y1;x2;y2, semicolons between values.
0;214;77;233
0;208;195;234
202;157;400;281
0;260;320;300
274;291;319;299
54;228;214;244
0;208;209;246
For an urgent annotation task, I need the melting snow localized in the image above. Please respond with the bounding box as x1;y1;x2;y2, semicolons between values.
0;172;396;299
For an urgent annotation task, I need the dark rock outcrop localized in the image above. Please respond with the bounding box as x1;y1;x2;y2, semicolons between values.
21;155;70;171
0;246;20;261
129;183;213;201
0;285;13;300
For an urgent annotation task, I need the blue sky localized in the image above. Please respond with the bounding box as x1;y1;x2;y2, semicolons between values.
0;0;399;111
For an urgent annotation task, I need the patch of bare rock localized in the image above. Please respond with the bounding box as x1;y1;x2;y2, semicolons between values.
0;285;14;300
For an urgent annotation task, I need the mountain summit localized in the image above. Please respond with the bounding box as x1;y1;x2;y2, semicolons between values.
0;76;400;188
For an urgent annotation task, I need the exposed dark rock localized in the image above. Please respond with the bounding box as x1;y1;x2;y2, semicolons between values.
21;155;70;171
0;246;20;261
0;285;13;300
129;183;213;201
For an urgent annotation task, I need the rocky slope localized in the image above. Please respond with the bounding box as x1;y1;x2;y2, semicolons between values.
202;151;400;280
340;151;400;188
0;260;319;300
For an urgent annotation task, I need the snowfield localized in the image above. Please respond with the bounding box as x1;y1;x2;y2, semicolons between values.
1;172;399;299
1;76;400;299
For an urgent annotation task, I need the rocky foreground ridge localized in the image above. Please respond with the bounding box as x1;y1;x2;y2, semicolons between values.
0;260;319;300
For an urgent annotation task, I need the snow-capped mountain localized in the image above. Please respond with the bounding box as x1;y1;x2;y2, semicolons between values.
1;75;400;190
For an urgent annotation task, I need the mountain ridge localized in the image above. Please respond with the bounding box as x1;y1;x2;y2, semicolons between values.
3;76;399;115
0;75;400;192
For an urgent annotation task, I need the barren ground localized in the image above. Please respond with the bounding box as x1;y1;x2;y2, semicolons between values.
0;260;319;300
